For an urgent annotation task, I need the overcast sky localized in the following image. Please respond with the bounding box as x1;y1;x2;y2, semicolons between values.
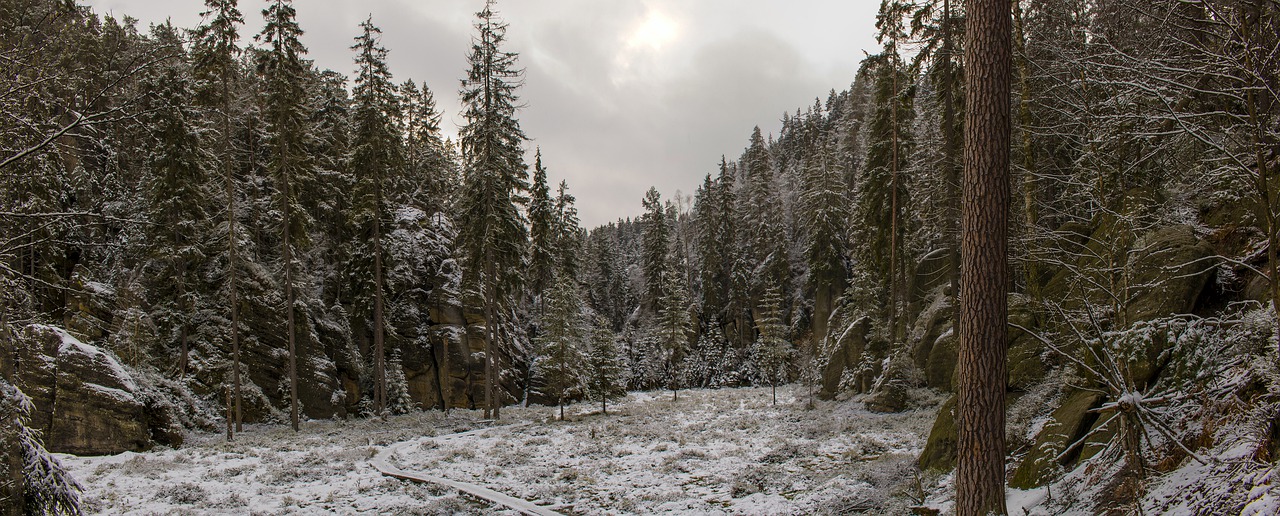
84;0;882;227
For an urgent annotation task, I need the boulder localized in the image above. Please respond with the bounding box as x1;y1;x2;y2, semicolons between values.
864;353;917;413
1009;390;1104;489
1122;225;1215;324
1007;294;1048;391
918;395;957;472
818;316;871;400
924;330;958;391
11;324;151;455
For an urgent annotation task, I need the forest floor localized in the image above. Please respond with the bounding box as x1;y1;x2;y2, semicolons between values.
59;385;946;515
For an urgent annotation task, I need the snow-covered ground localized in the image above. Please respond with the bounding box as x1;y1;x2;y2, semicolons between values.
60;385;944;515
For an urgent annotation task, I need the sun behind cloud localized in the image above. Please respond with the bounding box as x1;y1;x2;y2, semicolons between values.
626;9;679;52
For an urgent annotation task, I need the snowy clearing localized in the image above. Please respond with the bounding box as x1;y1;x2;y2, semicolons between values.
60;385;944;515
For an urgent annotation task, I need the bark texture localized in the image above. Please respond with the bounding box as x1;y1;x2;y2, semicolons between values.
957;0;1012;513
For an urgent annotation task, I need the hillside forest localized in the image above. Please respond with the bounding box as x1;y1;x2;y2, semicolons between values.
3;0;1280;514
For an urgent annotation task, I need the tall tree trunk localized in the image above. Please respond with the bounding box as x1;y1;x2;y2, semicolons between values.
285;172;299;433
178;261;188;378
889;49;901;342
943;0;962;302
374;180;386;417
1013;0;1042;319
225;76;242;434
1239;3;1280;353
956;0;1012;513
484;258;496;420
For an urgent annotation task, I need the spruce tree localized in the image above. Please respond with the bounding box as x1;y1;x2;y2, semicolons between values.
400;80;452;214
585;317;626;415
753;286;790;405
538;276;585;420
528;148;556;313
654;267;691;401
350;16;401;417
855;4;914;342
190;0;244;435
144;57;211;382
640;187;668;315
554;180;581;280
801;137;849;345
256;0;312;432
456;0;529;420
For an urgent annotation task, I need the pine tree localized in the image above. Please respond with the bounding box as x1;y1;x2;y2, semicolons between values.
538;276;585;420
350;16;401;417
256;0;312;432
528;149;556;313
143;51;211;383
585;318;626;415
855;3;915;342
802;137;850;346
753;286;790;405
400;80;452;214
553;180;582;280
654;267;691;401
741;127;788;300
190;0;244;436
456;0;529;420
640;187;668;315
955;0;1012;511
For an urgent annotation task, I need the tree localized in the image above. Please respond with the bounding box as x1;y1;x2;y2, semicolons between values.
143;55;211;382
585;317;626;415
538;277;585;420
456;0;529;420
640;187;668;315
554;180;582;280
190;0;244;438
955;0;1012;513
400;80;452;214
856;0;915;342
753;286;790;405
256;0;312;432
654;267;692;401
350;16;401;417
528;149;556;313
1;379;82;516
801;137;849;347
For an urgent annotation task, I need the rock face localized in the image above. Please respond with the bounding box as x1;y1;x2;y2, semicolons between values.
916;220;1216;480
1009;390;1105;488
818;316;871;399
9;325;151;455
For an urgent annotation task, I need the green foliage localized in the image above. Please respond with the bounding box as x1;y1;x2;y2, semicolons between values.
537;277;586;411
584;318;627;412
753;286;791;389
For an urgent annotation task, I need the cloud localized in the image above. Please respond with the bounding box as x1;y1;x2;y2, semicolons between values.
81;0;881;227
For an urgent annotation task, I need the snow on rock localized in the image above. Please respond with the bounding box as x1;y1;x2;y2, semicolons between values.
12;324;153;455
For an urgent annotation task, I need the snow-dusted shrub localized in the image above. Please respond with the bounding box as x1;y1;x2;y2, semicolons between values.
2;379;83;515
156;482;208;505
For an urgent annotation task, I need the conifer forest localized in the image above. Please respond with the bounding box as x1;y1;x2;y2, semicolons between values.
3;0;1280;514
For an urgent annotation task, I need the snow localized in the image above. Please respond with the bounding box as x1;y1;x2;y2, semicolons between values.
31;324;138;393
61;385;943;515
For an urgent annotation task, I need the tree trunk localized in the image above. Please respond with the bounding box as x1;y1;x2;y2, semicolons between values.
1239;4;1280;354
285;172;299;433
1013;0;1043;320
943;0;962;301
227;95;242;433
889;49;901;343
956;0;1012;513
484;258;496;420
374;181;386;417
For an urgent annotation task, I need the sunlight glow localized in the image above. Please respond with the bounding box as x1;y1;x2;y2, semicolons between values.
626;10;679;52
